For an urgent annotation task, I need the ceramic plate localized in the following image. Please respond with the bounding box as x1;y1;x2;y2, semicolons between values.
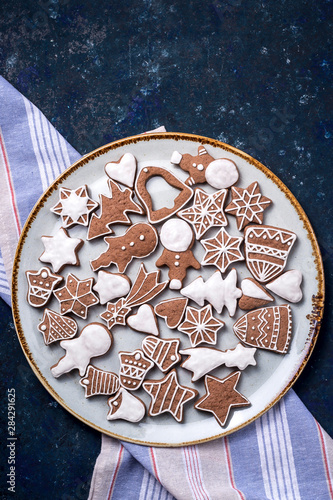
12;133;324;446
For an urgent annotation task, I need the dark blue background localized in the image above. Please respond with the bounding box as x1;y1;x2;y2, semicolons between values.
0;0;332;498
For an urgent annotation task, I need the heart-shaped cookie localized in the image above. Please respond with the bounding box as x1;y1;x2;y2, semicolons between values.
105;153;137;188
126;304;159;335
154;297;188;329
266;269;303;303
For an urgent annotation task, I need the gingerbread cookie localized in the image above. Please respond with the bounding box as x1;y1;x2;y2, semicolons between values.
180;344;257;381
135;166;193;223
54;273;99;319
225;182;272;231
127;304;159;336
124;263;168;308
119;350;154;390
171;145;239;189
181;269;242;317
90;222;158;273
233;304;292;354
201;227;244;273
87;179;143;240
156;219;200;290
100;298;131;330
51;323;112;378
154;297;188;329
105;153;137;188
244;225;297;283
80;365;120;398
51;185;98;228
195;371;250;427
239;277;274;310
107;388;145;422
177;187;228;239
178;304;224;347
38;308;77;345
93;270;131;305
142;336;181;372
39;227;83;273
266;270;303;303
143;369;198;422
26;267;62;307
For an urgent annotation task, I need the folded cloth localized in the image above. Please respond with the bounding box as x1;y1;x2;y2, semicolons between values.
0;75;332;500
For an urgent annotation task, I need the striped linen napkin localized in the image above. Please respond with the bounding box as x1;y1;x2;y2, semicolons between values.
0;75;332;500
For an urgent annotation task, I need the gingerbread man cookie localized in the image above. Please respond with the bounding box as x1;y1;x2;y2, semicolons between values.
155;219;200;290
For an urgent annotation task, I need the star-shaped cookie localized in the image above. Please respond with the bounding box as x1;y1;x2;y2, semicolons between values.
177;188;228;239
39;227;83;273
178;304;224;347
201;227;244;273
225;182;272;231
143;369;198;422
100;298;131;329
195;371;250;426
51;185;98;228
54;273;99;319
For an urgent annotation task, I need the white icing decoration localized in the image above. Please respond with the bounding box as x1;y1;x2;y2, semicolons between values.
180;344;257;381
127;304;159;336
41;271;48;279
160;219;193;252
40;227;82;273
105;153;137;188
93;270;130;305
181;269;242;317
51;185;98;227
170;150;182;165
266;270;303;303
107;388;145;422
169;279;182;290
241;278;273;301
51;323;112;378
205;158;239;189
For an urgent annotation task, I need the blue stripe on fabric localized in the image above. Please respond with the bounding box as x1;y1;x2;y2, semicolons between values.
0;250;11;305
121;441;157;477
228;417;269;500
283;390;332;499
110;446;146;500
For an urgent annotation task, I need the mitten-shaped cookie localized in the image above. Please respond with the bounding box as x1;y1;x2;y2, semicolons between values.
156;219;200;290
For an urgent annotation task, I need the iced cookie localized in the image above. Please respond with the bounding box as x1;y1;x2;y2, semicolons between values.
127;304;159;336
107;388;145;422
39;227;83;273
51;323;112;378
38;308;77;345
54;273;99;319
201;227;244;273
90;222;158;273
80;365;120;398
135;166;193;223
171;145;239;189
26;267;62;307
154;297;188;329
239;277;274;310
233;304;292;354
155;219;200;290
105;153;137;188
225;182;272;231
177;187;228;239
100;298;131;330
195;371;250;427
51;185;98;228
244;225;297;283
180;344;257;381
181;268;242;317
119;349;154;390
143;369;198;422
87;179;143;240
266;270;303;303
93;270;131;305
178;304;224;347
142;336;181;372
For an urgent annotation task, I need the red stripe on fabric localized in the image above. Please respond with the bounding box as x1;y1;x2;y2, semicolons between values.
191;446;210;500
150;447;161;482
0;132;21;235
183;447;201;500
224;436;245;500
107;444;124;500
316;422;333;499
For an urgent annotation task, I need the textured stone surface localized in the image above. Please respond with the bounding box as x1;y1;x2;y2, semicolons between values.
0;0;332;497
